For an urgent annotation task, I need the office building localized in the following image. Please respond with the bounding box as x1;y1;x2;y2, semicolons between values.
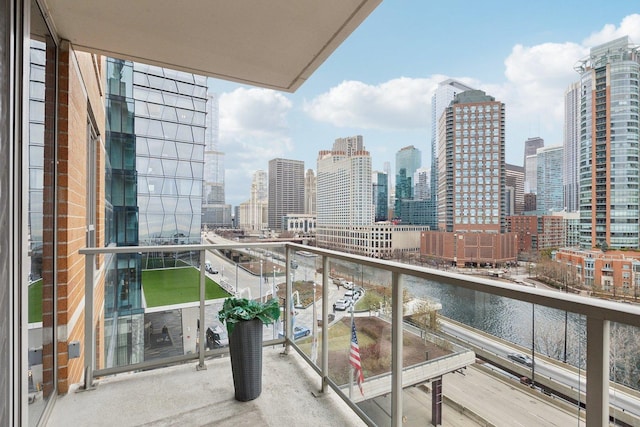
394;145;421;220
523;137;544;193
536;145;564;213
563;82;580;212
268;158;305;231
414;168;430;200
238;171;269;233
505;164;524;215
103;59;208;367
304;168;317;215
576;36;640;249
372;171;389;222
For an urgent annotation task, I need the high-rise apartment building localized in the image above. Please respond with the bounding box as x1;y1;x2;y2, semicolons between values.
268;158;305;231
523;137;544;193
202;94;232;228
437;90;506;233
536;145;564;213
564;82;581;212
505;164;524;215
431;79;475;220
372;171;388;222
304;169;317;215
576;36;640;249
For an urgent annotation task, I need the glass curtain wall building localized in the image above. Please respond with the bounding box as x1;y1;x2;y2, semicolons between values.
104;59;207;367
202;93;232;229
577;37;640;249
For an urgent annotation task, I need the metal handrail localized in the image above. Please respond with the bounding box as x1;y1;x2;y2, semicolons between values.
80;241;640;427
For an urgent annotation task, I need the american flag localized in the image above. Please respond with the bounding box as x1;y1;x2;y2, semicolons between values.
349;319;364;396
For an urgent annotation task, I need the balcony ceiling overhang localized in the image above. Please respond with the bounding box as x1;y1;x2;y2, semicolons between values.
41;0;381;92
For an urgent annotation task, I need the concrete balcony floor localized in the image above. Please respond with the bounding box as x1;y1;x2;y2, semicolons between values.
45;345;587;426
46;347;366;427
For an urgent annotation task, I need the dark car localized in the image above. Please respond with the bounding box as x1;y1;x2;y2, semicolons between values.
206;326;228;349
508;353;533;367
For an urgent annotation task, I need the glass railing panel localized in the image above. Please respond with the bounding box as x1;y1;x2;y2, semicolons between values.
609;321;640;425
97;248;233;372
398;271;587;425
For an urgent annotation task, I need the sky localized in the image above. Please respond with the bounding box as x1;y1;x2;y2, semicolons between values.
210;1;640;207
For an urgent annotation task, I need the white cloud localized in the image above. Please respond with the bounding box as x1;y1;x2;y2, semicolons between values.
218;88;294;205
583;14;640;47
303;76;455;130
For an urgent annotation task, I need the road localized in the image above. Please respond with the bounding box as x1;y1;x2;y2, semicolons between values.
441;318;640;419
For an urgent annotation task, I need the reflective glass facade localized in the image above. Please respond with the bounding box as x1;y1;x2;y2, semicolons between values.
104;59;207;367
578;37;640;249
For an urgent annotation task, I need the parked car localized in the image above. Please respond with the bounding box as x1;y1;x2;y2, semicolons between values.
341;280;354;290
333;298;353;311
508;353;533;367
279;325;311;340
206;325;228;349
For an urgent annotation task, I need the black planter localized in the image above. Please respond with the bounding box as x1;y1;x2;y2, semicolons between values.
228;318;263;401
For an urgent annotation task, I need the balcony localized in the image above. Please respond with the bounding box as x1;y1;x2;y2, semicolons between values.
39;241;640;426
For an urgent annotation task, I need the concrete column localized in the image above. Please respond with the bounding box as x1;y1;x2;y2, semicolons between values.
391;272;403;427
586;317;609;427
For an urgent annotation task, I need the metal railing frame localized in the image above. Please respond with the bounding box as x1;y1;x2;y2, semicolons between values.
80;242;640;427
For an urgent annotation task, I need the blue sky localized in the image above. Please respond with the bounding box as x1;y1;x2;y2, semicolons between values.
211;2;640;207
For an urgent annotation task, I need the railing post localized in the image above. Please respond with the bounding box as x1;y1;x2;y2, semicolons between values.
196;248;206;370
391;271;403;427
283;246;292;354
83;252;95;389
586;317;609;427
321;255;330;393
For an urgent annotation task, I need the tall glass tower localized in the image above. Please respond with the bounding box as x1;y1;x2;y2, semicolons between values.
104;59;207;366
576;37;640;249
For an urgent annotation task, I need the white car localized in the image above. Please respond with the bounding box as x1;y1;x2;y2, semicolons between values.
341;280;354;290
333;298;353;311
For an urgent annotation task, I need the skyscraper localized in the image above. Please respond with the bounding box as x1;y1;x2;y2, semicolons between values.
505;164;524;215
304;168;317;215
431;79;475;219
316;136;373;249
268;158;305;231
202;94;232;228
563;82;580;212
536;145;564;213
394;145;421;219
523;137;544;193
372;171;388;222
437;89;506;233
577;36;640;249
104;59;208;366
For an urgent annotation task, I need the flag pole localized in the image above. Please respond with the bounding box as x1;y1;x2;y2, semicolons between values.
349;305;355;399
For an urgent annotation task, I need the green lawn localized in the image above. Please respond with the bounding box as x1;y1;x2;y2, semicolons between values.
29;279;43;323
142;267;230;307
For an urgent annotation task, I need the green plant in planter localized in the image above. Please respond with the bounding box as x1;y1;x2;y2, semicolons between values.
217;297;280;334
217;297;281;402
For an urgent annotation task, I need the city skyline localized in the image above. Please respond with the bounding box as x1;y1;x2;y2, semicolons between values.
209;4;640;207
